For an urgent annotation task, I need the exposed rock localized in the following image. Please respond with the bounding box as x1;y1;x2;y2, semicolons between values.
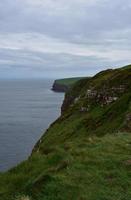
74;96;80;103
125;113;131;131
126;113;131;121
124;160;131;166
61;95;74;113
52;81;69;92
80;106;89;112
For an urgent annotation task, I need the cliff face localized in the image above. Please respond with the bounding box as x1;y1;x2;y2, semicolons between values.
0;65;131;200
52;77;87;92
52;81;69;92
62;67;131;121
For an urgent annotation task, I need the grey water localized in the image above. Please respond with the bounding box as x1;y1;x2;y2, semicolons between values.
0;79;64;172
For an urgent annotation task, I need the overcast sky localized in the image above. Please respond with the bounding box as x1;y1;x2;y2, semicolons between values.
0;0;131;78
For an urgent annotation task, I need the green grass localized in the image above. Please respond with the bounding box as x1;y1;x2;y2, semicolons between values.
0;133;131;200
0;65;131;200
55;77;87;87
120;64;131;70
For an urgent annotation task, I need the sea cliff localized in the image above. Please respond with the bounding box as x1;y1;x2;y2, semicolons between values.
0;65;131;200
52;77;87;92
52;80;69;92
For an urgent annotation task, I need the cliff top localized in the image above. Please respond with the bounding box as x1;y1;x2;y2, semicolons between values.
52;77;88;92
54;77;87;86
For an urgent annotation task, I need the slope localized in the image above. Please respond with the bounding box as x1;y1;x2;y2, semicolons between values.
0;65;131;200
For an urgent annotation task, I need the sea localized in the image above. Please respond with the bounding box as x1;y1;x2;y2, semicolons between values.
0;79;64;172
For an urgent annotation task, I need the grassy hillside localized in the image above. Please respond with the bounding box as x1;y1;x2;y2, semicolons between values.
0;65;131;200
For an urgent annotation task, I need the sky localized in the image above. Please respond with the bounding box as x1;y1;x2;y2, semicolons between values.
0;0;131;78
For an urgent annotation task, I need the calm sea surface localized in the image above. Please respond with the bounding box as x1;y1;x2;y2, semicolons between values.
0;79;64;171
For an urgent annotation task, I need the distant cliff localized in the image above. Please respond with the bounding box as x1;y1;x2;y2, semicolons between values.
52;77;87;92
52;80;69;92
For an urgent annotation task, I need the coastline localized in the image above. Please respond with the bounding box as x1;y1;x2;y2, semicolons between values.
52;77;87;92
0;79;64;172
52;80;69;92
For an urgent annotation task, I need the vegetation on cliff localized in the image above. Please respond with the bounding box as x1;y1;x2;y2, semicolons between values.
0;65;131;200
52;77;87;92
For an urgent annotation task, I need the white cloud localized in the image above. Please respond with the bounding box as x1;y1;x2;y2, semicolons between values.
0;32;130;62
26;0;102;9
0;0;131;77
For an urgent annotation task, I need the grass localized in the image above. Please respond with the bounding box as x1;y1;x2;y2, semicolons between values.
0;65;130;199
0;133;131;200
55;77;87;87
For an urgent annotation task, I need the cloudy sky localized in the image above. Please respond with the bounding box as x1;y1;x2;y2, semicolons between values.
0;0;131;78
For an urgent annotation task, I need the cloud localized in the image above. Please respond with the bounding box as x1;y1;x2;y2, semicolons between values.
0;0;131;78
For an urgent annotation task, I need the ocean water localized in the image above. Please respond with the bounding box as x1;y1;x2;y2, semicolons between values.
0;79;64;171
